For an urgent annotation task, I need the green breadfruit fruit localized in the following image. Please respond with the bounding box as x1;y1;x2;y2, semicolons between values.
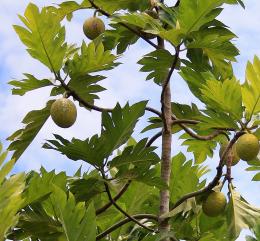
83;17;105;40
219;142;240;166
202;191;227;217
236;133;260;161
50;98;77;128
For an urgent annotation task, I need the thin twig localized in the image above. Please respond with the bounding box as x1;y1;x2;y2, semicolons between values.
168;131;244;213
88;0;159;49
58;76;111;112
147;131;163;147
97;128;166;216
220;176;227;192
57;75;237;142
226;152;233;184
100;171;156;232
171;114;229;140
179;126;226;141
248;125;259;130
146;106;162;117
57;75;162;118
171;114;237;132
96;214;158;240
171;119;199;125
96;180;131;215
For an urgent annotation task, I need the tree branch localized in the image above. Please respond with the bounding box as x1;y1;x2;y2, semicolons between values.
88;0;159;49
56;74;162;117
57;73;234;143
58;76;111;112
146;106;162;117
147;131;163;147
171;114;229;140
178;125;226;141
100;171;156;232
96;214;158;240
171;119;199;125
96;180;131;215
168;131;244;213
96;127;165;216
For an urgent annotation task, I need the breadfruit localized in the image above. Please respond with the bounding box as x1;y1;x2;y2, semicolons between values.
236;133;260;161
219;142;240;166
83;17;105;40
202;192;227;217
50;98;77;128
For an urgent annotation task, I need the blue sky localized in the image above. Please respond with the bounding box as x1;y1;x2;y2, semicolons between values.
0;1;260;240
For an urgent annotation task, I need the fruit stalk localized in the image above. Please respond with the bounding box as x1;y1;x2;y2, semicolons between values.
226;153;233;183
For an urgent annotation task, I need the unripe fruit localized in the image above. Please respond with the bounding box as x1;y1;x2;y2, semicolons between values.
202;192;227;217
219;142;240;166
236;134;260;161
50;98;77;128
83;17;105;40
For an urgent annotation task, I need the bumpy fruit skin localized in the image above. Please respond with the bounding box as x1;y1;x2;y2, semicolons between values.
83;17;105;40
50;98;77;128
202;192;227;217
219;142;240;166
236;134;260;161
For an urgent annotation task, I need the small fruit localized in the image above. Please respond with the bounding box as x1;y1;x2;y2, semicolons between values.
202;192;227;217
236;133;260;161
83;17;105;40
50;98;77;128
219;142;240;166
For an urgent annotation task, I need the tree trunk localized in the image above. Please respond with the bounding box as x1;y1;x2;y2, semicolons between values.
159;82;172;234
158;36;172;237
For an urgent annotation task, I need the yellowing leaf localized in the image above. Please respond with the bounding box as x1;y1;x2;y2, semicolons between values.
227;186;260;240
0;157;25;241
242;56;260;120
200;77;243;120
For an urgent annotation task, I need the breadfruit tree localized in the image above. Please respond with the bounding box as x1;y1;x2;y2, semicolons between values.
1;0;260;240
